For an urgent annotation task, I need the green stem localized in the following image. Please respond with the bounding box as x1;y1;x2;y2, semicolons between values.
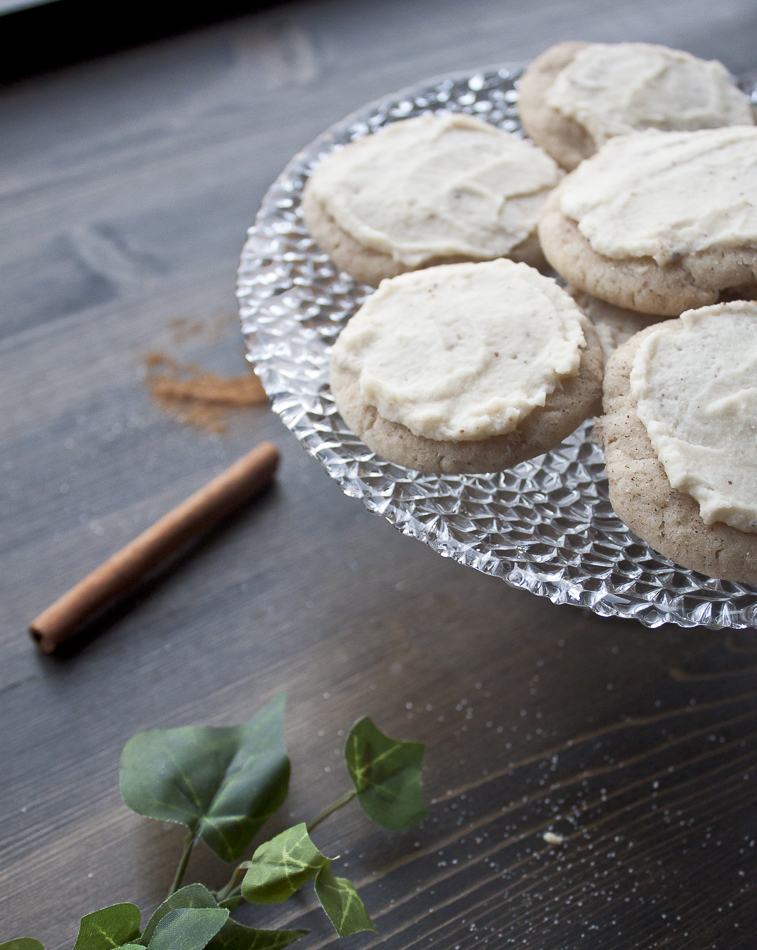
306;788;357;834
168;831;197;898
213;790;358;907
215;862;250;904
217;884;243;907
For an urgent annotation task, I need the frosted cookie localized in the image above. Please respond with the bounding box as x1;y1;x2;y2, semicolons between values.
568;287;665;359
518;41;753;171
330;260;603;474
302;114;562;287
598;302;757;583
539;126;757;315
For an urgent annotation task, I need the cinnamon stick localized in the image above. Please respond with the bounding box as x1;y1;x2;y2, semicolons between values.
29;441;280;654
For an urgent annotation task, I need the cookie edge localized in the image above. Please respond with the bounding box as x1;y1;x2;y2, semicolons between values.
517;40;596;171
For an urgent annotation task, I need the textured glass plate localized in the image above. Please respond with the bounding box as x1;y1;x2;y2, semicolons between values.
237;64;757;631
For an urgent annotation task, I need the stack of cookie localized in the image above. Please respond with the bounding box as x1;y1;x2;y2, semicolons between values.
520;41;757;583
301;41;757;583
303;112;604;476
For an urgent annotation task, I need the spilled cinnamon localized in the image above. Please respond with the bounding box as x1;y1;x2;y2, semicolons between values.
145;353;268;433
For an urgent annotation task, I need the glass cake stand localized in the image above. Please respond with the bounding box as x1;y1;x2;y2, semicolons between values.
237;64;757;631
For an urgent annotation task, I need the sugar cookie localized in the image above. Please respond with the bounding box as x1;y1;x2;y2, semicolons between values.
330;260;603;473
519;41;753;170
303;114;561;286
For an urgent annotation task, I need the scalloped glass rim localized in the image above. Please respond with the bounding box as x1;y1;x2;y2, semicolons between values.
237;63;757;631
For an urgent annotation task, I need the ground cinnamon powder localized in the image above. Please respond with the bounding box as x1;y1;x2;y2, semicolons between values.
145;353;268;434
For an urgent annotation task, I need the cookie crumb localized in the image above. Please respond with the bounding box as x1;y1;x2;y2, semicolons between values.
543;831;565;845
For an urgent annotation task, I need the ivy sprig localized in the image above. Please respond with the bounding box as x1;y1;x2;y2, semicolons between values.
3;695;427;950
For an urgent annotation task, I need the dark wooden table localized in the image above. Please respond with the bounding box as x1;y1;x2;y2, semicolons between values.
3;1;757;947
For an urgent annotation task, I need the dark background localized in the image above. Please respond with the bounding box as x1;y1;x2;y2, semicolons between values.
0;0;292;82
2;2;757;948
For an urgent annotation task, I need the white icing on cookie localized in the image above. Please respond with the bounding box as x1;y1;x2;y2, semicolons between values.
631;302;757;533
546;43;753;146
308;114;561;268
331;260;586;442
558;127;757;263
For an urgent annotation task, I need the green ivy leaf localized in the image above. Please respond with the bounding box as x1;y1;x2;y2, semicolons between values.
73;904;141;950
345;717;427;829
120;694;290;862
241;824;329;904
147;909;228;950
314;864;376;937
0;940;46;950
207;920;308;950
140;885;219;945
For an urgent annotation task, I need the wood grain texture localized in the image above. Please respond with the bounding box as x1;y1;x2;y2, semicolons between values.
2;1;757;948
